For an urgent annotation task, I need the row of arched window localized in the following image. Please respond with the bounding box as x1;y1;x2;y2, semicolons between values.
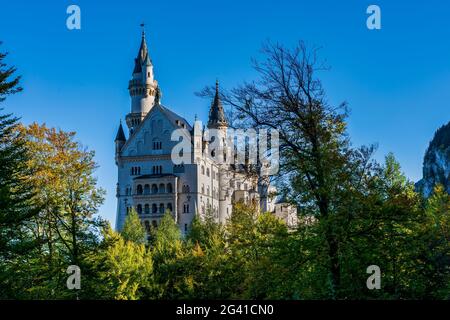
136;183;173;195
131;166;141;175
200;165;218;179
152;165;163;174
126;183;190;196
136;203;173;215
153;141;162;150
200;184;218;198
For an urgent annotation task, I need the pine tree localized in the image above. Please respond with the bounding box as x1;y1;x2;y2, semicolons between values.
0;44;39;298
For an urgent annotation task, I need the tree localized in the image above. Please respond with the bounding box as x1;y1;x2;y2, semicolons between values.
121;208;146;244
0;44;39;298
416;185;450;299
11;123;106;298
84;224;153;300
202;41;363;295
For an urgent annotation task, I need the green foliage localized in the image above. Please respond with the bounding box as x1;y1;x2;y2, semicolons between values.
121;208;146;245
1;41;448;300
84;224;153;300
0;45;39;298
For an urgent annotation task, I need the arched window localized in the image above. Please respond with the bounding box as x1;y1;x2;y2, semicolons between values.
207;186;210;196
151;184;158;194
153;140;162;150
144;204;150;214
137;185;143;195
144;221;150;232
159;183;165;193
159;203;164;214
152;204;157;213
152;220;157;228
206;168;210;177
183;203;189;213
137;204;142;214
201;184;205;194
201;166;205;175
167;203;172;212
144;184;150;195
167;183;173;193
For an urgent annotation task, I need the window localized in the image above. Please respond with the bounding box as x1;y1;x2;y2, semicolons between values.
201;166;205;175
159;203;165;214
144;221;150;232
144;184;150;195
151;184;158;194
173;164;185;173
137;185;143;195
201;184;205;194
152;204;157;213
153;141;162;150
144;204;150;214
206;168;210;177
159;183;165;193
182;185;190;193
167;203;172;212
137;204;142;214
184;224;188;233
167;183;173;193
131;166;141;175
152;220;157;228
152;166;163;174
207;186;210;196
183;203;189;213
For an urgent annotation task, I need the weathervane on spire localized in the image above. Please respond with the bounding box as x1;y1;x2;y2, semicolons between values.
140;22;145;37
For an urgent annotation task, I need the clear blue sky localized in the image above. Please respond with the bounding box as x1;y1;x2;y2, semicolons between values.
1;0;449;225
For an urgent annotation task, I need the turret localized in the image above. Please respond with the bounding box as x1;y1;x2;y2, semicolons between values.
126;26;159;133
115;121;126;156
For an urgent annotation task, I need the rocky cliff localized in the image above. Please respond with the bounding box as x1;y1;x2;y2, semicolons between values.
416;121;450;197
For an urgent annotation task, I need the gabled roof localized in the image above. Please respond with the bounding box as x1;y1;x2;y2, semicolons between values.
119;103;194;153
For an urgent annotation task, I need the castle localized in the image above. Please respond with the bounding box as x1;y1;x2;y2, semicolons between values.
114;30;297;235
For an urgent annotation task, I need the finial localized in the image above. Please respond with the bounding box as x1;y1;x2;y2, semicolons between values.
140;22;145;37
194;114;198;122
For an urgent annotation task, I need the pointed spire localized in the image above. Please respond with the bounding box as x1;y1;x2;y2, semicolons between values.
133;24;150;74
115;121;126;142
208;79;228;128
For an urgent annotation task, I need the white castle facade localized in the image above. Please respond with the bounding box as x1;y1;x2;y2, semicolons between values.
115;31;297;235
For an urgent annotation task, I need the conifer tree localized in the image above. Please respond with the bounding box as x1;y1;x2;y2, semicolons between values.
0;44;38;298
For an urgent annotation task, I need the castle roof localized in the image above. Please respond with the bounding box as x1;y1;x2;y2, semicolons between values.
207;80;228;128
133;31;151;74
115;122;126;142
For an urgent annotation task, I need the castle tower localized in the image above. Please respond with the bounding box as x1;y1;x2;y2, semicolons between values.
206;80;232;222
126;26;158;133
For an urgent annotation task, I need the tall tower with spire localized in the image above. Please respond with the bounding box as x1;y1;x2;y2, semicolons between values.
207;80;228;130
126;25;159;133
